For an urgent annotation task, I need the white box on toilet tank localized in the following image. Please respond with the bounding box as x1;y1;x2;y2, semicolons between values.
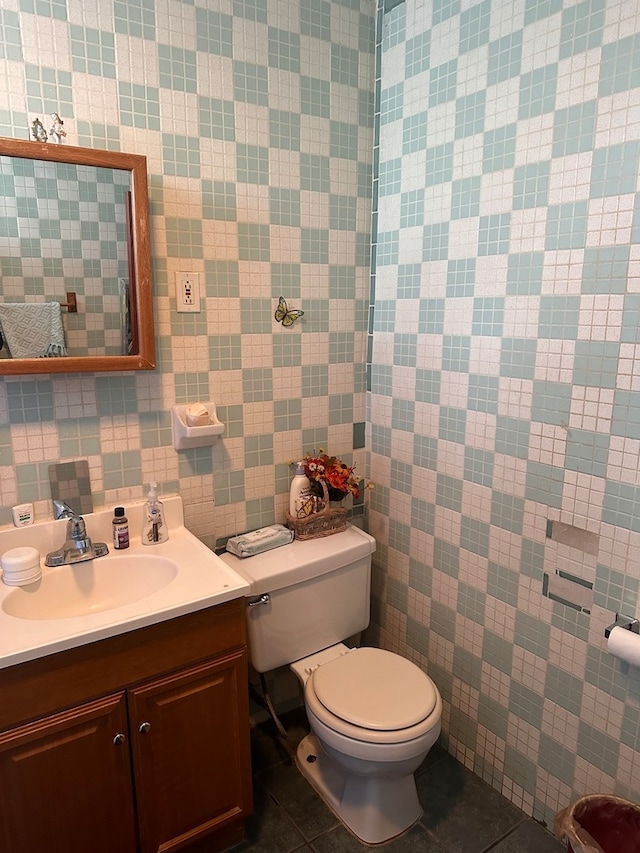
220;525;376;673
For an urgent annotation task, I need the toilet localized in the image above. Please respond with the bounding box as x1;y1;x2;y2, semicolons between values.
221;525;442;845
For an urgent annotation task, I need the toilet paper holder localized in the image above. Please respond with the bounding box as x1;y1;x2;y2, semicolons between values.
604;612;639;638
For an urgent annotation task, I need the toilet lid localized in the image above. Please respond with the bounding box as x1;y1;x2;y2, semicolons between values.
312;647;438;730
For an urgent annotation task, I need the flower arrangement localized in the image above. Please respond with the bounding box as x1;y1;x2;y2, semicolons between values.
300;450;370;503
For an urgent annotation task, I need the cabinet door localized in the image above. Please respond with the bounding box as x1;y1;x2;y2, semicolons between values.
0;692;137;853
129;651;252;853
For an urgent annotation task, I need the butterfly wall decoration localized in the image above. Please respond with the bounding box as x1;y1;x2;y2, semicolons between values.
274;296;304;327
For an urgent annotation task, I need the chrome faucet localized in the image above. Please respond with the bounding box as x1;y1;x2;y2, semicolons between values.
45;510;109;567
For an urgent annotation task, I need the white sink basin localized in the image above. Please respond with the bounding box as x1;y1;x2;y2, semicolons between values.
2;555;179;620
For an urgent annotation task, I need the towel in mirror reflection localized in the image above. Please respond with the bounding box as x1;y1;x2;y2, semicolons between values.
0;302;68;358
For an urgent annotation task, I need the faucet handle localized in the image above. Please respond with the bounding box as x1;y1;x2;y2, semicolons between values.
54;499;77;520
66;516;86;538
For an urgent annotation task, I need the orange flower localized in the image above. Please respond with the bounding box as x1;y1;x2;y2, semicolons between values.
301;450;367;500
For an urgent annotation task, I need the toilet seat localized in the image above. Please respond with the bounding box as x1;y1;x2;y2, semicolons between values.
305;647;440;744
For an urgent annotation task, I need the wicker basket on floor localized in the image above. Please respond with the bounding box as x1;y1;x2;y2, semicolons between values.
285;480;347;540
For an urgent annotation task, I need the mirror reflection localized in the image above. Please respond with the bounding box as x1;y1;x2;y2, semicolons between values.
0;138;154;374
0;156;133;358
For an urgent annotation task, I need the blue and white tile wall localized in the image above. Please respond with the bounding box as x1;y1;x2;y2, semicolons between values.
370;0;640;827
0;0;374;543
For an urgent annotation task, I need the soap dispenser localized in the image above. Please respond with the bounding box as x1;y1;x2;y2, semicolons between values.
142;482;168;545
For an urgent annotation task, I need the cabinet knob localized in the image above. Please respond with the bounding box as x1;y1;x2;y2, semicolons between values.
113;733;126;745
138;721;152;734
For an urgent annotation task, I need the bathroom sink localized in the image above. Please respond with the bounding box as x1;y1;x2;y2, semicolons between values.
2;554;179;620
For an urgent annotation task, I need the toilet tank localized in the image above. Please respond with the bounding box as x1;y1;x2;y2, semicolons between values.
220;525;376;673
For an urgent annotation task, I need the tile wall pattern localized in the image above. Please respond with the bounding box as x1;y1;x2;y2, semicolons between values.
0;0;374;543
369;0;640;828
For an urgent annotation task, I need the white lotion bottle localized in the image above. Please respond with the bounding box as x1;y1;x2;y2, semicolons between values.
289;463;315;518
141;482;168;545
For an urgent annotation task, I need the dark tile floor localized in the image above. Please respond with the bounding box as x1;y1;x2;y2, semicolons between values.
233;709;566;853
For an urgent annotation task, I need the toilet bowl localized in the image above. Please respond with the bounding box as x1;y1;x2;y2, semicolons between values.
291;644;442;844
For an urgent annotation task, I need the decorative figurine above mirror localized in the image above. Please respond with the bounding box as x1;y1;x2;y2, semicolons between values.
0;137;155;374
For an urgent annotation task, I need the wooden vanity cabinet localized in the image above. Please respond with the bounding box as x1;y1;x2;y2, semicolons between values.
0;598;252;853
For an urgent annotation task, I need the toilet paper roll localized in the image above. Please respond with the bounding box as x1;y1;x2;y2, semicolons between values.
607;626;640;669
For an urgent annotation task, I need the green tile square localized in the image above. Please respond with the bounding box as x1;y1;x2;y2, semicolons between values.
301;153;330;192
513;161;550;209
429;59;457;107
377;230;399;265
402;112;428;153
332;43;359;87
552;100;597;157
379;157;402;195
301;228;329;264
482;122;517;174
468;374;499;413
518;63;558;119
447;258;475;297
268;27;300;72
413;433;439;469
240;298;273;334
301;76;330;118
559;0;605;60
202;180;237;221
242;368;273;403
472;297;504;335
415;369;441;403
270;188;301;226
491;491;525;534
301;364;329;397
330;121;359;161
238;223;270;261
425;142;454;186
507;251;544;295
464;447;494;487
301;0;331;40
271;263;301;298
158;44;197;93
532;380;572;425
590;141;640;198
500;338;537;379
566;429;610;478
405;30;430;78
236;144;269;184
573;341;620;389
545;201;588;250
442;335;470;372
455;91;486;140
439;406;467;443
330;194;358;230
233;60;268;106
436;473;463;512
422;222;449;261
582;245;629;293
195;8;233;56
451;176;480;219
525;460;564;508
598;34;640;97
418;298;445;333
198;96;235;142
393;332;417;366
487;30;523;86
459;0;490;54
269;109;301;151
478;214;510;255
538;295;580;338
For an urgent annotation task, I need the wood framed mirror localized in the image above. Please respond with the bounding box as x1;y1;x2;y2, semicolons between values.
0;137;155;374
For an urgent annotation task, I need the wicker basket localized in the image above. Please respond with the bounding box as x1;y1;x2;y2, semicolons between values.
285;480;347;540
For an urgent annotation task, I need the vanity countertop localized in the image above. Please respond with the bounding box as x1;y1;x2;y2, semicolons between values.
0;497;250;670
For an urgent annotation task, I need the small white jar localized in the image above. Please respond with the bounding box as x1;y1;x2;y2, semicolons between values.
1;546;42;586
